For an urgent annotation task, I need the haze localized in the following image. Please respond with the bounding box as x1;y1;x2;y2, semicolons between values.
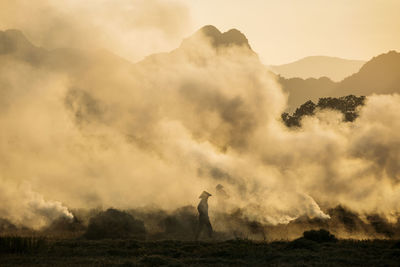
189;0;400;64
1;0;400;64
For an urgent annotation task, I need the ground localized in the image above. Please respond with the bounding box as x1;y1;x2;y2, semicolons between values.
2;238;400;266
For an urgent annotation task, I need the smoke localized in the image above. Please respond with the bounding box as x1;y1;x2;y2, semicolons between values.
0;182;73;229
1;1;400;239
0;0;192;62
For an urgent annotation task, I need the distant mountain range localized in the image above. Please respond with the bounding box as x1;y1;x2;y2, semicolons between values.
280;51;400;110
270;56;366;82
1;27;399;112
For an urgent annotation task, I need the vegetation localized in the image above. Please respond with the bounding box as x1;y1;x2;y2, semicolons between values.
84;209;146;240
1;234;400;266
303;229;338;243
282;95;366;127
279;51;400;110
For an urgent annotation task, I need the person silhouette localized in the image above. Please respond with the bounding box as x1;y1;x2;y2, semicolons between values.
215;184;229;205
195;191;213;240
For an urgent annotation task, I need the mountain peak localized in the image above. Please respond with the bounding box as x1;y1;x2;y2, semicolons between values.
357;50;400;74
220;28;249;47
182;25;251;50
197;25;222;38
337;50;400;95
0;29;36;54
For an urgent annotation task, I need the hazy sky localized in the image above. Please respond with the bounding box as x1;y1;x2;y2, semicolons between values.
186;0;400;64
0;0;399;65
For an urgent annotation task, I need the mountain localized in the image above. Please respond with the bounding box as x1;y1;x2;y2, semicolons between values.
181;25;252;50
337;51;400;96
0;29;47;65
141;25;256;65
270;56;365;82
280;51;400;110
0;29;38;54
279;76;337;111
0;29;132;74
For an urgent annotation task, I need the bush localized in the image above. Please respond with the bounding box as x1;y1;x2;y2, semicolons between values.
43;216;86;237
85;209;146;240
303;229;337;243
286;237;317;250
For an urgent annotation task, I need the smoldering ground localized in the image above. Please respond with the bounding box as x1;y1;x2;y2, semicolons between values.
2;205;400;241
1;1;400;240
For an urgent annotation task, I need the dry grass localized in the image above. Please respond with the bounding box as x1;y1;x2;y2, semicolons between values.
1;237;400;266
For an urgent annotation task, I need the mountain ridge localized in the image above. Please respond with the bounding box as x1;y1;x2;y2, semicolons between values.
270;55;366;82
280;50;400;110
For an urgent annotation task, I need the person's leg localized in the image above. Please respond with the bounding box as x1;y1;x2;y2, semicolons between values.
195;221;204;240
206;220;213;238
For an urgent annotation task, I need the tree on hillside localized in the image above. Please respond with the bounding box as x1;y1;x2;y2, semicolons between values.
282;95;365;127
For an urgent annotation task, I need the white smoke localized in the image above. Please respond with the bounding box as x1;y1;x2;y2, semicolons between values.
0;182;73;229
0;1;399;231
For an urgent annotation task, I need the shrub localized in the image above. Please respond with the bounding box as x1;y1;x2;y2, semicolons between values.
286;237;317;250
85;208;146;240
303;229;337;243
43;216;86;237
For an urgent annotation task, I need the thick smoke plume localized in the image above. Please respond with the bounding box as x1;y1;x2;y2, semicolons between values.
1;1;400;239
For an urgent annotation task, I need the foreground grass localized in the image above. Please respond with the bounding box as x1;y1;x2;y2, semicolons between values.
1;238;400;266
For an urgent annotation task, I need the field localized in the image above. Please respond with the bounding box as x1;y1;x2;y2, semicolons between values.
1;236;400;266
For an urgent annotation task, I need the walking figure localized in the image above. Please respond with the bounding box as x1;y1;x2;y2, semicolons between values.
195;191;213;240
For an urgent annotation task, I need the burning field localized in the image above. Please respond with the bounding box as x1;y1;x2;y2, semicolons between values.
1;0;400;265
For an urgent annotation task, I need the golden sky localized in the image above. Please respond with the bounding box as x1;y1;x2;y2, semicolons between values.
187;0;400;64
0;0;399;65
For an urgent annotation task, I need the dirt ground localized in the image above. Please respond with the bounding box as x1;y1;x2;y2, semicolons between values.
2;238;400;266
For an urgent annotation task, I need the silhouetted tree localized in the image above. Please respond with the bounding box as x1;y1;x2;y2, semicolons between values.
282;95;365;127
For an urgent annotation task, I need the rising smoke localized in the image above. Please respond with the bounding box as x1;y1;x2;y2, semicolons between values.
0;1;400;239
